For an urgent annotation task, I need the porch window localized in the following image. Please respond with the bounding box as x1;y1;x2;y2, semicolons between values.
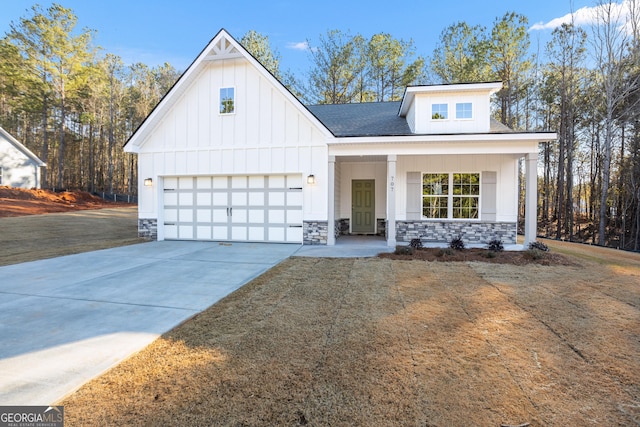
422;173;449;218
422;173;480;219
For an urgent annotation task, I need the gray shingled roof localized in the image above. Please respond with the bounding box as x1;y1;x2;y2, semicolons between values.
307;102;514;137
307;102;411;137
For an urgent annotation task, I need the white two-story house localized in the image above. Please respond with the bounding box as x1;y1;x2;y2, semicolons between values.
124;29;555;247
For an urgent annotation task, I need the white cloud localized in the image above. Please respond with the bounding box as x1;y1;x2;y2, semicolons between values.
530;0;635;31
286;41;310;51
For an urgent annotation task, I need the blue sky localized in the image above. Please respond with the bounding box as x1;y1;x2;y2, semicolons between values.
1;0;605;75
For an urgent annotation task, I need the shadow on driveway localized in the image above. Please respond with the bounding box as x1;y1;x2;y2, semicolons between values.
0;241;299;405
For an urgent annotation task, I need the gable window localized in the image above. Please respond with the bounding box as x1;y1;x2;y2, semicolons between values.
423;173;480;219
219;87;235;114
456;102;473;119
431;103;448;120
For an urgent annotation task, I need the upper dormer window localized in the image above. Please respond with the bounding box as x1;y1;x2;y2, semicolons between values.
220;87;235;114
431;103;448;120
456;102;472;119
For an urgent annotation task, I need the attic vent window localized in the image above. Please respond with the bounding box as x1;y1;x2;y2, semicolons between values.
431;103;448;120
220;87;235;114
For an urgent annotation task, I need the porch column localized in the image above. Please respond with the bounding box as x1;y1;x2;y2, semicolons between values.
387;155;397;247
524;152;538;247
327;156;336;245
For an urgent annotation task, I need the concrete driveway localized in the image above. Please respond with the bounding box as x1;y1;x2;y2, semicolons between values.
0;241;299;405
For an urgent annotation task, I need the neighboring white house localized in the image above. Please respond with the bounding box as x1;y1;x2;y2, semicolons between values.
124;29;556;247
0;127;46;189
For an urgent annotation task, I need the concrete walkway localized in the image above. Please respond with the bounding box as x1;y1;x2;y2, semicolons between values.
296;235;394;257
0;241;298;405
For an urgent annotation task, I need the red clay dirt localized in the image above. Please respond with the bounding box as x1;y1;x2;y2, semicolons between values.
0;186;132;217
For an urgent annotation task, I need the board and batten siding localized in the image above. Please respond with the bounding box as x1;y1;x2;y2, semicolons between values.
137;57;329;220
413;92;492;134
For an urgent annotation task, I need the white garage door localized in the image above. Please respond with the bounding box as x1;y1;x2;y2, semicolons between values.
162;174;303;243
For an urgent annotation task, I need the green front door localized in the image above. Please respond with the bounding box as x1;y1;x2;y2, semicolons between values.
352;180;375;234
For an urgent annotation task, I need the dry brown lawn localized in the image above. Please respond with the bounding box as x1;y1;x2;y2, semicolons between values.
0;187;142;265
59;240;640;427
0;206;143;265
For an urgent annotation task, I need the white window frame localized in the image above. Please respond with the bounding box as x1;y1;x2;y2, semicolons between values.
219;87;235;115
431;103;448;120
422;172;481;220
455;102;473;120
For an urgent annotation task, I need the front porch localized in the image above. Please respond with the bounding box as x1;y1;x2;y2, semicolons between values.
326;152;538;248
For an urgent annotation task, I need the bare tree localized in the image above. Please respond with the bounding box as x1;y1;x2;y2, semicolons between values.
590;0;640;245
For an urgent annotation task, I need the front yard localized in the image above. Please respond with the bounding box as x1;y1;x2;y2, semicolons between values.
60;241;639;426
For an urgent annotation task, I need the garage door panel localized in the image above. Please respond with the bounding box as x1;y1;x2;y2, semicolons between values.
179;193;193;205
197;209;211;222
287;227;303;242
248;176;265;188
179;177;193;189
288;175;302;187
164;193;177;205
249;210;264;223
269;210;285;223
231;209;247;223
232;226;247;240
269;192;285;205
231;176;247;188
164;209;178;222
197;226;212;239
165;224;178;239
269;175;285;188
268;227;285;241
248;227;265;240
197;193;211;205
179;225;193;239
287;209;303;224
212;177;227;188
163;174;303;243
213;226;228;240
164;177;178;188
248;192;264;206
212;192;227;205
197;177;211;189
212;208;228;222
179;209;193;222
231;192;247;205
287;192;302;206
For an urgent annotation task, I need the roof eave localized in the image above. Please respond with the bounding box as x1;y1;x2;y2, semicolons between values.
328;132;557;144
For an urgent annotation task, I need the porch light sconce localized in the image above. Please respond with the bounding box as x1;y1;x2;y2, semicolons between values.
307;174;316;185
144;178;153;187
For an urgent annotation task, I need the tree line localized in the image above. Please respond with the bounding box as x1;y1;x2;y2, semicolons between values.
1;2;639;250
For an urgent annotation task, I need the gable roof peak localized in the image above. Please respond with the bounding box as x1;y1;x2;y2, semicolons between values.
202;29;243;61
124;28;332;151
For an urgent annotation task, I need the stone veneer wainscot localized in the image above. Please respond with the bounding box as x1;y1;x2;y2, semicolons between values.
396;221;516;244
303;221;329;245
138;218;158;239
